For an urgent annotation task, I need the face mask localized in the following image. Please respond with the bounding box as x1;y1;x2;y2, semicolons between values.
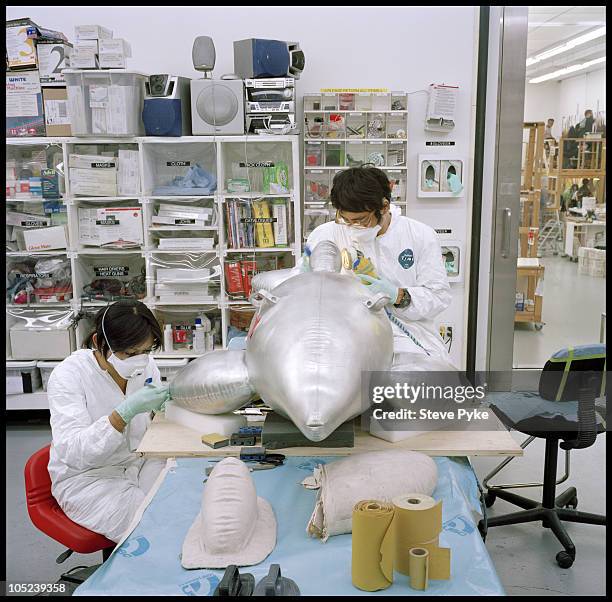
350;224;382;245
107;353;149;379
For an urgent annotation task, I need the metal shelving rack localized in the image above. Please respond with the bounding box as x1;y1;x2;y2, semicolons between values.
6;135;301;408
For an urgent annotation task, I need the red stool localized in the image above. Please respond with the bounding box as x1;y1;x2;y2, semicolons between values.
24;445;115;569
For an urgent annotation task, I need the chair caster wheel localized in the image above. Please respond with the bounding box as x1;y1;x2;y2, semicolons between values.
565;497;578;509
484;492;497;508
556;551;574;568
477;520;487;541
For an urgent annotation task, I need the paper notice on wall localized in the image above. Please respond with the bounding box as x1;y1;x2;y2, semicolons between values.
44;100;70;125
428;84;458;120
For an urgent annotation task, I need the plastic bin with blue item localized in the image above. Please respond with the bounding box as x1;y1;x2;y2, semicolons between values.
480;344;607;568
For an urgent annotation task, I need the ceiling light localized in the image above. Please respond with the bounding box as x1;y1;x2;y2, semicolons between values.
528;56;606;83
526;26;606;66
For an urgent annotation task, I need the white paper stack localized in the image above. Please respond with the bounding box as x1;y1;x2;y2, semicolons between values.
152;203;213;227
69;153;118;196
157;238;216;250
78;206;143;247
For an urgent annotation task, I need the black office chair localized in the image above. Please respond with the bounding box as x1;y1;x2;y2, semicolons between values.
479;344;606;568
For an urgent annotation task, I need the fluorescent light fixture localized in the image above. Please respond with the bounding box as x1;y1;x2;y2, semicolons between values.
526;26;606;66
529;56;606;83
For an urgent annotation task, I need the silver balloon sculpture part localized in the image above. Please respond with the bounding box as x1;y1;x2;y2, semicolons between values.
169;349;256;414
309;240;343;273
169;242;394;441
250;268;294;295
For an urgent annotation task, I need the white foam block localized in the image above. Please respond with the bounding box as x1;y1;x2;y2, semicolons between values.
368;416;427;443
164;402;246;437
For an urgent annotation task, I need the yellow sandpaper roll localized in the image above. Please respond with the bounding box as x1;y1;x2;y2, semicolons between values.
351;500;395;591
392;493;450;580
408;547;430;590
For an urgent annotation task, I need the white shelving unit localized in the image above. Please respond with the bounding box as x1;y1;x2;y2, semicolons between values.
6;135;301;408
302;91;409;240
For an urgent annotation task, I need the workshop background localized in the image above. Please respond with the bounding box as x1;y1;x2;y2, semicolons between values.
5;5;606;597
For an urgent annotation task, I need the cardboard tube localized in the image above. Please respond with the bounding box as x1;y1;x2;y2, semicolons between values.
408;547;429;590
351;500;395;591
392;493;444;577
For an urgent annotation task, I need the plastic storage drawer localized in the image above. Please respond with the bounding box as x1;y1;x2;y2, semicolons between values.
6;361;43;395
64;69;147;136
37;360;61;391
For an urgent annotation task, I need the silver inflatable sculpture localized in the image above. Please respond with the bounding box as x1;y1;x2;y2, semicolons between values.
170;242;394;441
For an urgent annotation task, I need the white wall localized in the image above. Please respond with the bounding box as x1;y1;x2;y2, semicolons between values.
524;67;606;133
8;5;479;368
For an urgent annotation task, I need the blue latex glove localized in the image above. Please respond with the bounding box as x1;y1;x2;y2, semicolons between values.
115;384;169;424
358;274;399;305
447;173;464;194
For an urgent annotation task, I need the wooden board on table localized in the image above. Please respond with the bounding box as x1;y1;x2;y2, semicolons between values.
137;414;523;458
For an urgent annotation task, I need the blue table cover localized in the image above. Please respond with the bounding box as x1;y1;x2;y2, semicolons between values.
75;456;504;596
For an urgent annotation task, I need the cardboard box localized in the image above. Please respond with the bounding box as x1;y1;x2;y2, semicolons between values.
70;167;118;196
17;225;68;251
6;71;46;137
75;24;113;40
6;18;67;70
70;48;98;69
98;53;128;69
98;38;132;57
36;40;72;83
42;87;72;136
78;206;143;247
74;39;99;53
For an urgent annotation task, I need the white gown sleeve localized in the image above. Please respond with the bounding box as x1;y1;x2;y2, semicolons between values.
48;365;124;472
391;229;451;321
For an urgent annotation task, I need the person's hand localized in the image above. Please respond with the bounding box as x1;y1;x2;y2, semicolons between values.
358;274;399;304
115;384;169;424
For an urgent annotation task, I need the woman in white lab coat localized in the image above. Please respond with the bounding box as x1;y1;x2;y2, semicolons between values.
301;166;454;370
47;300;169;543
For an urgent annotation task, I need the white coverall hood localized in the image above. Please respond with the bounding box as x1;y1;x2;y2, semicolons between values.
181;457;276;569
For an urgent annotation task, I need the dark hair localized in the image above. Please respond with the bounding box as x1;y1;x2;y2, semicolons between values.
85;300;162;357
330;166;391;221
